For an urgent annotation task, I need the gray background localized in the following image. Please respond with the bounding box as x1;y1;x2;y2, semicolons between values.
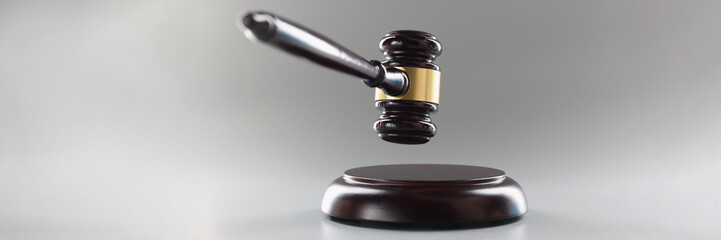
1;0;720;239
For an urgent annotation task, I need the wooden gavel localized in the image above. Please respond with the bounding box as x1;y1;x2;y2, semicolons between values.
241;11;442;144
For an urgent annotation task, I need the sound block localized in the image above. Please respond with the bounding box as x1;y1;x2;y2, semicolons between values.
321;164;527;229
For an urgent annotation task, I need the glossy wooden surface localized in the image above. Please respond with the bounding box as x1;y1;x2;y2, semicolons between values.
322;165;528;228
379;30;442;70
374;100;438;144
345;164;504;182
241;11;408;96
242;12;446;144
374;31;442;144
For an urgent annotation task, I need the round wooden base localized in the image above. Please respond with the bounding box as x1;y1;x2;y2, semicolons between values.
321;164;527;229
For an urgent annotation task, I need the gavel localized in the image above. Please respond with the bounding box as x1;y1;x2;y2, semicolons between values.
240;11;442;144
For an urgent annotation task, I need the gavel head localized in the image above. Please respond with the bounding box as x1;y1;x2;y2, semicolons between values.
373;30;442;144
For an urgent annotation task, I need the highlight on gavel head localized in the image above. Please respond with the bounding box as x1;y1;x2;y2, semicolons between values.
373;30;442;144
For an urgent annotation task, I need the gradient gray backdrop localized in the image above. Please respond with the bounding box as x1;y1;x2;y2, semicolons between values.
1;0;720;239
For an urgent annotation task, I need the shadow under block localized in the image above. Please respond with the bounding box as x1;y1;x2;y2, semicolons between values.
321;164;528;229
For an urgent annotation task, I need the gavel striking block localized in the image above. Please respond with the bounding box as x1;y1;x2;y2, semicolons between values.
239;11;528;229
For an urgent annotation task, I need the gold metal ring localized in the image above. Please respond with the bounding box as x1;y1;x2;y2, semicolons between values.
374;67;441;104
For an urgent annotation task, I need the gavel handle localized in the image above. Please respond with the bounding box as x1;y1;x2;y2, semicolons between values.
240;11;408;96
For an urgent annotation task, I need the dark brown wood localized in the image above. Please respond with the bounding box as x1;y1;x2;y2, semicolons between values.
241;11;408;96
321;164;528;229
242;12;529;229
374;31;442;144
345;164;503;183
242;12;444;144
379;30;442;70
374;100;437;144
